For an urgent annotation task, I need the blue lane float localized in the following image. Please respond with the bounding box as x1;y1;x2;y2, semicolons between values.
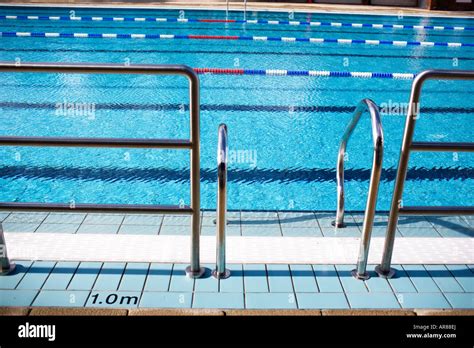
1;31;472;48
1;14;473;32
193;68;417;79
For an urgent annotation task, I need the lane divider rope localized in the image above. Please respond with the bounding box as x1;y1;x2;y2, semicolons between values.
192;68;417;79
0;59;416;78
1;31;472;48
1;14;473;32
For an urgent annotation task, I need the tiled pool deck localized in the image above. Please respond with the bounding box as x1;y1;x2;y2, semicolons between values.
1;211;473;311
1;210;473;238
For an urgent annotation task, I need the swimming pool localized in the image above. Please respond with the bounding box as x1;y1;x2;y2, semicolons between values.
0;6;473;211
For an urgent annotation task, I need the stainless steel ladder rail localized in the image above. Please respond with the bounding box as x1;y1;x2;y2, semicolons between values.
226;0;247;20
333;99;384;280
0;224;14;275
375;69;474;279
0;61;206;278
213;124;230;279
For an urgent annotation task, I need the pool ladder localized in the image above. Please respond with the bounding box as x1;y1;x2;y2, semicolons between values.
375;70;474;279
0;62;206;278
213;124;231;279
333;99;384;280
336;70;474;280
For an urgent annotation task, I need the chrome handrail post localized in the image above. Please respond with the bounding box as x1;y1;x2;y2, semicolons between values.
333;104;364;228
375;69;474;279
244;0;247;21
213;124;230;279
374;74;422;279
0;224;16;275
332;99;384;280
352;102;383;280
185;67;205;279
334;133;347;228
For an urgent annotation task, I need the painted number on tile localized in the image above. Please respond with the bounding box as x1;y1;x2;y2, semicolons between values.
90;293;139;306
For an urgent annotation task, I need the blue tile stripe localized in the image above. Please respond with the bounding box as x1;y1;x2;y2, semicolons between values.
267;264;294;293
445;265;474;292
42;262;79;290
0;260;33;289
1;14;472;32
1;262;472;310
143;263;172;292
1;31;471;50
0;289;39;306
16;261;55;290
169;264;195;292
67;262;102;290
33;290;90;307
290;264;318;293
118;263;149;291
402;265;441;293
297;293;349;309
93;263;126;291
387;265;418;293
424;265;465;293
335;265;368;293
219;264;244;293
347;293;400;309
444;293;474;309
193;292;244;309
244;264;269;293
313;265;344;293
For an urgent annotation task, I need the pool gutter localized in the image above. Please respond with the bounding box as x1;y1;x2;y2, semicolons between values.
0;1;473;19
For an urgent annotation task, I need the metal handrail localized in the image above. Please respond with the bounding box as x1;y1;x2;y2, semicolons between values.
333;99;384;280
375;69;474;279
0;224;15;275
226;0;247;20
213;124;230;279
0;61;206;278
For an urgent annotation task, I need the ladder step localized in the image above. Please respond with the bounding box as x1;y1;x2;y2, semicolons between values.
410;142;474;152
399;206;474;215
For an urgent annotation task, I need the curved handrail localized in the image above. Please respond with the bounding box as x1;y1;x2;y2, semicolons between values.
333;99;384;280
0;61;205;279
376;69;474;279
213;124;231;279
334;99;383;227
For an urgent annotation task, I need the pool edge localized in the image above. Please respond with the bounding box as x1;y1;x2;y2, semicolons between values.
1;307;473;316
0;2;473;19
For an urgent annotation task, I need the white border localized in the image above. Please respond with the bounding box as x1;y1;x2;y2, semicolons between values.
6;233;474;264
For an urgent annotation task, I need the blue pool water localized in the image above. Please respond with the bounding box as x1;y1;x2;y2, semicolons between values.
0;6;473;211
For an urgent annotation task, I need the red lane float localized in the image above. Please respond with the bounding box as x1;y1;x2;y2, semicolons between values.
193;68;245;75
